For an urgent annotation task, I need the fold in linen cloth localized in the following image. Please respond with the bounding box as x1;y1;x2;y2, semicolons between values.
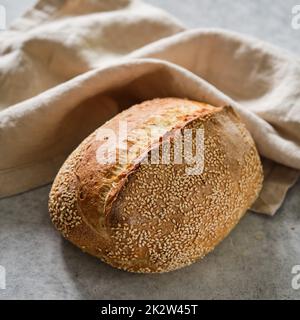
0;0;299;215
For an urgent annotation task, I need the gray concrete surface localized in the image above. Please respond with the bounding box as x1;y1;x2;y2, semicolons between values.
0;0;300;300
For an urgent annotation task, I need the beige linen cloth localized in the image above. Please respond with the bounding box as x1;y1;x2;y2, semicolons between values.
0;0;299;215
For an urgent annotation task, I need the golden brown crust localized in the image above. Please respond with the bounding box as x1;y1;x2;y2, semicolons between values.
49;98;263;273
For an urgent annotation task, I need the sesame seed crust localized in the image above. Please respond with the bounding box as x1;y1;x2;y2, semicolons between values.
49;98;263;273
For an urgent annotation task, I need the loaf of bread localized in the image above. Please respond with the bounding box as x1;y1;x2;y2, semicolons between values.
49;98;263;273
